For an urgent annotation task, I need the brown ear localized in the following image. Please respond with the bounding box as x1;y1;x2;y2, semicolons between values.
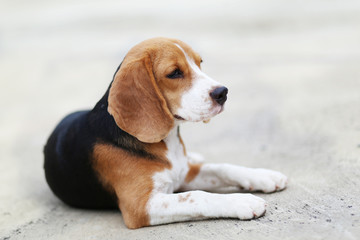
108;55;174;143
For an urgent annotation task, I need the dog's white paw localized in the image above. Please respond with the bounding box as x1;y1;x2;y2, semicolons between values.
242;169;288;193
233;194;267;219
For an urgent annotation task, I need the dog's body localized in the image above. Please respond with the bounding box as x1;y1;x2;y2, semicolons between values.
44;38;287;229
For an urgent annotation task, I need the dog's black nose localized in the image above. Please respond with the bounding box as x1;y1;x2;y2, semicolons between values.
210;87;228;106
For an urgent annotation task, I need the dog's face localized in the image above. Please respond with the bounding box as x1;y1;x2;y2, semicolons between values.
153;41;227;123
108;38;228;143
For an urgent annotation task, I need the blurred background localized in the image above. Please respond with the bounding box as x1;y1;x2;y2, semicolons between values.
1;0;360;239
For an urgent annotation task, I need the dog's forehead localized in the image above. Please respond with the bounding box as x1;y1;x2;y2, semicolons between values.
168;40;200;62
128;38;199;62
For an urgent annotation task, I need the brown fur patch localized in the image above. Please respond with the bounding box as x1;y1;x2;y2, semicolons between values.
178;128;187;156
185;163;202;183
92;142;170;229
178;193;191;202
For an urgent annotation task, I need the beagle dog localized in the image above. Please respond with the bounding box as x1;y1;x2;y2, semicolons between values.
44;37;287;229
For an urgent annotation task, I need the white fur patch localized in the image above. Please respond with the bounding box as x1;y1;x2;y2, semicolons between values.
147;191;266;225
181;163;288;193
151;127;189;194
187;152;205;163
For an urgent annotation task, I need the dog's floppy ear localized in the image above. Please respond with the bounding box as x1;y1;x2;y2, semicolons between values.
108;54;174;143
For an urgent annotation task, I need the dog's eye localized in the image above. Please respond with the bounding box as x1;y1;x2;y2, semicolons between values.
167;69;183;79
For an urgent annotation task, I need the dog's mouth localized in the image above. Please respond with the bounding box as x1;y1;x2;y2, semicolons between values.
173;105;224;123
174;114;210;123
174;115;185;121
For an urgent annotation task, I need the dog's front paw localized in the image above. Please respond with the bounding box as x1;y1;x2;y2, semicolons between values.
234;194;266;219
244;169;288;193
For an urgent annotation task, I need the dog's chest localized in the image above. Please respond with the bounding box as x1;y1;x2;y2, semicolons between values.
152;128;189;193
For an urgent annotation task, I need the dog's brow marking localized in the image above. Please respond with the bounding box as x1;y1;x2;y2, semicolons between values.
174;43;187;57
173;43;205;79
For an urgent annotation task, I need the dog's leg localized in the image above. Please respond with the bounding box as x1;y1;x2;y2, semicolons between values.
181;163;287;193
147;190;266;226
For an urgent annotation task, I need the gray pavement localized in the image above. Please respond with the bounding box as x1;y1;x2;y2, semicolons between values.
1;0;360;239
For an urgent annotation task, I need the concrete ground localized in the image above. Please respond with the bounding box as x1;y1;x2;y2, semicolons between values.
1;0;360;239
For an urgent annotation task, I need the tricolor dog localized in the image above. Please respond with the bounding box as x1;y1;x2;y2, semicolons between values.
44;37;287;229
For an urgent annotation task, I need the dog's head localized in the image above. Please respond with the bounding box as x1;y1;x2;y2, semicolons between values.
108;37;228;143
